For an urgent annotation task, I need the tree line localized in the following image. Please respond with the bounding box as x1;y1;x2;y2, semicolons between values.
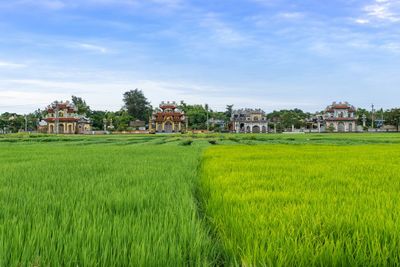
1;89;400;133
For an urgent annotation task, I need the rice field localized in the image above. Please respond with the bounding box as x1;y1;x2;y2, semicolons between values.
0;139;218;266
1;133;400;266
201;144;400;266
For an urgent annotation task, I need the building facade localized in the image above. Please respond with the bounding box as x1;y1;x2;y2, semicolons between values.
231;109;269;133
149;101;186;133
44;101;91;134
323;102;357;132
129;120;146;130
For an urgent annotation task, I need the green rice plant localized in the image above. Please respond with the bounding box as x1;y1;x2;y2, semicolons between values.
180;139;193;146
208;140;218;145
0;140;218;266
201;144;400;266
2;134;400;266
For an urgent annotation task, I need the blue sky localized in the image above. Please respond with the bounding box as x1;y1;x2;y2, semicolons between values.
0;0;399;113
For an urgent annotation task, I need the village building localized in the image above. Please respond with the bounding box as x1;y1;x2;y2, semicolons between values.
323;101;357;132
305;113;325;133
149;101;186;133
231;109;269;133
44;101;91;134
208;118;226;130
129;120;146;130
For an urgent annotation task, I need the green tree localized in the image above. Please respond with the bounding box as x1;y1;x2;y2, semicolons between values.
179;102;208;130
71;95;91;115
384;108;400;131
114;110;133;131
225;105;234;120
267;109;309;131
89;110;107;130
123;89;152;122
327;124;335;133
356;108;371;128
0;114;7;132
4;113;24;133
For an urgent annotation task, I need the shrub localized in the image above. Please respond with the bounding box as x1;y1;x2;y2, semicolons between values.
208;140;217;145
180;139;193;146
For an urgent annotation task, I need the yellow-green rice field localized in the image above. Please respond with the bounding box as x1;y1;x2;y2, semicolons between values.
201;144;400;266
1;133;400;266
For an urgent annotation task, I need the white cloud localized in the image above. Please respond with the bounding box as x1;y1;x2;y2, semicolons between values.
356;0;400;24
0;90;63;102
0;61;27;68
0;0;183;10
0;77;319;113
0;90;65;112
75;43;109;53
277;12;305;20
354;18;370;24
200;13;250;45
0;0;66;10
380;42;400;53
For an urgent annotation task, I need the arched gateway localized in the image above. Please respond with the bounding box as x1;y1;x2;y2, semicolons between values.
252;125;260;133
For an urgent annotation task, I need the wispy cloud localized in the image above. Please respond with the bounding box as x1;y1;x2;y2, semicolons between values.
199;13;251;45
356;0;400;24
74;43;109;54
0;0;184;11
0;0;66;10
277;12;305;20
381;42;400;53
0;61;27;68
354;18;370;25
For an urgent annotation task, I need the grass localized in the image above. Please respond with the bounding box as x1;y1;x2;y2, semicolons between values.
0;140;218;266
201;144;400;266
1;133;400;266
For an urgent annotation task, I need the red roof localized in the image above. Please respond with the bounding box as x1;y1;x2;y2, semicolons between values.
154;111;185;123
45;118;79;122
47;108;76;113
46;101;78;113
326;102;356;112
160;105;177;110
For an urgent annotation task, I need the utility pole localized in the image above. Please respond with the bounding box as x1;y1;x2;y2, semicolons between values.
205;103;209;131
24;115;28;132
371;104;375;129
317;117;321;133
398;116;400;132
55;101;59;134
362;114;367;128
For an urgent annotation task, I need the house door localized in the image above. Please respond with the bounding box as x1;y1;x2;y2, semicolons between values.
338;122;345;132
252;125;260;133
58;124;64;134
164;121;173;133
240;123;245;132
349;123;353;132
